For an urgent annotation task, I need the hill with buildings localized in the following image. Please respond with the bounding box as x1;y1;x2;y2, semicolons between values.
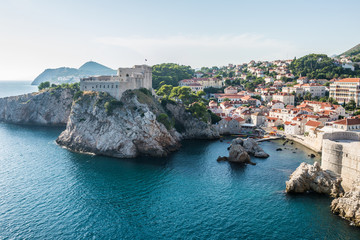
31;61;117;85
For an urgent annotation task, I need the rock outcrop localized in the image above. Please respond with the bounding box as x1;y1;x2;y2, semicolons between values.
164;102;219;139
243;138;269;158
56;90;219;158
285;162;344;198
217;137;268;164
0;88;75;126
331;178;360;226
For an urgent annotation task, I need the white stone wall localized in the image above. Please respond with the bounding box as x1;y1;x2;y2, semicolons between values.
80;65;152;100
321;132;360;191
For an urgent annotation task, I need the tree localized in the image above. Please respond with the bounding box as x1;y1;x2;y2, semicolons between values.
38;81;50;90
345;99;357;111
156;84;173;97
152;63;194;90
196;90;206;98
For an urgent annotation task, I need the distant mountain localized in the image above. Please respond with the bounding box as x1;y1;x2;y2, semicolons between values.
31;61;117;85
340;43;360;57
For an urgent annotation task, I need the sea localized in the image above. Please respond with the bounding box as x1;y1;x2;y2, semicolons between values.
0;81;360;239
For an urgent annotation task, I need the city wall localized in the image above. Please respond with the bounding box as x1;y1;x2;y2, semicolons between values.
321;132;360;191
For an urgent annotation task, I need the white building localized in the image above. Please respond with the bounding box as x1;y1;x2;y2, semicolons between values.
272;93;295;105
80;65;152;100
329;78;360;107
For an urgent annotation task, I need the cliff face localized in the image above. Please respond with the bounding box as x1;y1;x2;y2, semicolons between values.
56;90;218;158
164;103;220;140
0;88;75;126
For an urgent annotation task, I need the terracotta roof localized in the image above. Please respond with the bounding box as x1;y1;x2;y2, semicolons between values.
333;118;360;126
234;117;245;122
334;78;360;83
305;120;322;127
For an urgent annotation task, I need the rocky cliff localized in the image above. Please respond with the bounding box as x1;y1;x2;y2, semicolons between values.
56;90;219;158
285;162;344;198
331;177;360;226
164;102;219;140
0;88;75;126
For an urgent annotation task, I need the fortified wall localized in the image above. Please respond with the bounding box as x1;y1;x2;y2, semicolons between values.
321;131;360;190
80;65;152;100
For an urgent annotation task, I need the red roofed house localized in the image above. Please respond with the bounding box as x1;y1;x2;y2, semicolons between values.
304;120;323;136
332;117;360;131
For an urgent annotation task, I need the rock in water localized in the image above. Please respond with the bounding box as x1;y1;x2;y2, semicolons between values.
243;138;269;158
217;138;254;164
331;178;360;227
285;162;344;197
228;144;252;164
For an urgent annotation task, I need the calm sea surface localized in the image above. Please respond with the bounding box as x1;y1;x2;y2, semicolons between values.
0;81;360;239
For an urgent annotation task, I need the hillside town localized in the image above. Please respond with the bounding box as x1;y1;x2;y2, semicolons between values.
176;58;360;143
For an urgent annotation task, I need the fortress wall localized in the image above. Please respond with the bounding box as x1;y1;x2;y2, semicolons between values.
321;132;360;191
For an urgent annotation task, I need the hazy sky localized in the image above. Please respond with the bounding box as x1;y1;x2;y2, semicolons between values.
0;0;359;80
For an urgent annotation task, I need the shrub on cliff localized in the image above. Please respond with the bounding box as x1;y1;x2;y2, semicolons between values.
156;113;172;130
104;99;123;115
209;110;221;124
74;91;83;100
187;102;209;123
38;81;50;90
139;88;152;96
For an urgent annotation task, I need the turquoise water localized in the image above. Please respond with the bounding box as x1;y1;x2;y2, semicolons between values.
0;82;360;239
0;81;37;98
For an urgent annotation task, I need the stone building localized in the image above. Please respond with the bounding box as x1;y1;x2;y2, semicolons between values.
329;78;360;106
80;65;152;100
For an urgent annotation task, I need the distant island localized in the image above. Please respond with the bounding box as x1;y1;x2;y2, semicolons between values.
31;61;117;85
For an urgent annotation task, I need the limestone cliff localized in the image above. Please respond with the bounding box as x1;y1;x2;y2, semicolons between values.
56;90;219;158
285;162;344;198
0;88;75;126
164;102;219;140
331;178;360;226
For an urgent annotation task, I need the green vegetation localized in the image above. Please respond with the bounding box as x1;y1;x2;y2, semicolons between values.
152;63;194;89
344;99;357;111
187;102;209;122
289;54;360;79
139;88;152;96
38;81;50;90
74;90;83;100
104;99;123;115
341;43;360;57
209;110;221;124
156;113;172;130
38;81;80;92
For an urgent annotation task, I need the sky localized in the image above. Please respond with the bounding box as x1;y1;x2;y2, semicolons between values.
0;0;359;80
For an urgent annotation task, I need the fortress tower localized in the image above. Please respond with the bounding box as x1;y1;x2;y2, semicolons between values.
80;65;152;100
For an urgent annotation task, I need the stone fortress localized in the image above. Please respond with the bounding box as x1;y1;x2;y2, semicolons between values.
321;131;360;191
80;65;152;100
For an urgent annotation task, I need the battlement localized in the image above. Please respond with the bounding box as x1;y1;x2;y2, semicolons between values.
80;65;152;100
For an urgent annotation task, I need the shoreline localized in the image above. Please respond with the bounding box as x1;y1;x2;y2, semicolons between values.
284;134;322;153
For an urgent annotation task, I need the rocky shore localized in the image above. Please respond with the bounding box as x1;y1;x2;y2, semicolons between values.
286;161;360;227
0;88;75;126
331;177;360;226
217;137;269;164
56;89;219;158
285;162;343;198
